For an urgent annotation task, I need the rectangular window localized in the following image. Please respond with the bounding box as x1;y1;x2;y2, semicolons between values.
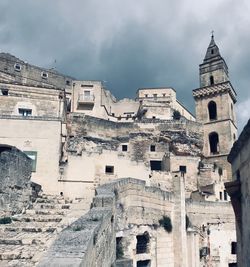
224;190;228;201
23;151;37;172
153;93;157;99
105;165;114;174
137;260;151;267
231;242;237;254
145;94;148;98
150;160;162;171
179;165;187;173
18;108;32;116
136;233;149;254
122;145;128;152
84;90;91;96
219;192;223;200
150;145;156;152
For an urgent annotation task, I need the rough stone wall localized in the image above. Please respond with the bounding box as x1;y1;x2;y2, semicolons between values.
0;83;64;118
0;145;32;214
0;53;73;89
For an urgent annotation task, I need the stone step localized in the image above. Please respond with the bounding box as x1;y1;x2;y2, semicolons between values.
25;209;65;216
20;216;62;223
4;227;56;233
0;239;22;245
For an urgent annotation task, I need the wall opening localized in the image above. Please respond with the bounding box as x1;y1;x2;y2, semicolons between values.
1;89;8;96
137;260;151;267
122;145;128;152
150;160;162;171
209;132;219;154
18;108;32;117
136;232;150;254
150;145;156;152
116;237;123;259
105;165;114;174
231;241;237;254
210;75;214;85
208;101;217;120
219;192;222;200
224;190;228;201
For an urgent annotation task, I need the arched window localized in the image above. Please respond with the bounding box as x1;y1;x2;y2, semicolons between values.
209;132;219;154
208;101;217;120
210;75;214;85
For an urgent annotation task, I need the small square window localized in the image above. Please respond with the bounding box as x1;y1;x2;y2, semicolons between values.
41;72;48;79
145;94;148;98
14;63;21;72
150;145;156;152
162;93;166;97
105;165;114;174
122;145;128;152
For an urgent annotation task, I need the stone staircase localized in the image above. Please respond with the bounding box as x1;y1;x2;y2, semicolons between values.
0;194;90;267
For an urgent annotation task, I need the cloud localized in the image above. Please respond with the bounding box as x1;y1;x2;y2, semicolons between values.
0;0;249;130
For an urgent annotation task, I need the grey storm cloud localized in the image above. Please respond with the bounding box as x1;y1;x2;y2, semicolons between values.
0;0;250;131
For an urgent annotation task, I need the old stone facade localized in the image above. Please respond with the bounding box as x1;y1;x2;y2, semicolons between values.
0;35;238;266
226;119;250;267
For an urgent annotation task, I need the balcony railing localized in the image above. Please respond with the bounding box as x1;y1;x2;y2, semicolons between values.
78;94;95;104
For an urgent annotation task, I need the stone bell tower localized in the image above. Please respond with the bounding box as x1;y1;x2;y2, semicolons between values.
193;34;237;179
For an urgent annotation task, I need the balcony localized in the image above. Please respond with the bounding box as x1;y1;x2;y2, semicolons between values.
77;94;95;109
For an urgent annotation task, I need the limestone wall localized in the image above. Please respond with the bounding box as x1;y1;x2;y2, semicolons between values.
0;145;32;214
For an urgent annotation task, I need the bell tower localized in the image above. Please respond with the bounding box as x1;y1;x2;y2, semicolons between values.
193;34;237;178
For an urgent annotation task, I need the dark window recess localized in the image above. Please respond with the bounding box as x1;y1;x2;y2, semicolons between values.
116;237;123;259
150;160;162;171
1;89;8;96
81;84;94;88
41;72;48;79
236;170;241;181
209;132;219;154
224;190;228;201
14;63;21;71
23;151;37;172
231;242;237;254
66;80;71;86
228;263;237;267
18;108;32;117
211;49;214;54
122;145;128;152
200;247;210;258
219;192;223;200
136;232;149;254
179;165;187;173
105;165;114;174
208;101;217;120
150;145;156;152
137;260;151;267
210;75;214;85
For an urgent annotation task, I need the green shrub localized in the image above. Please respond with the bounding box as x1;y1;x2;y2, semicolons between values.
159;215;172;233
0;217;12;224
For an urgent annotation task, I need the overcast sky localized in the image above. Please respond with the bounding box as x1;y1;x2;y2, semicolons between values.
0;0;249;132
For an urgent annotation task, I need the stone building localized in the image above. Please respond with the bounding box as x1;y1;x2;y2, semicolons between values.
226;119;250;267
0;35;238;266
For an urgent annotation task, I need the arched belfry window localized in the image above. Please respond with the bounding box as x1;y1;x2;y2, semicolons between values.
208;101;217;120
209;132;219;154
210;75;214;85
